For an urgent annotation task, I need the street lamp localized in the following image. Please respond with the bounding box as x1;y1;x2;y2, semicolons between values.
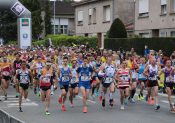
53;0;56;35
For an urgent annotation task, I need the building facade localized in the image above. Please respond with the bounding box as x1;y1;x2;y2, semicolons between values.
72;0;135;48
50;1;75;35
135;0;175;38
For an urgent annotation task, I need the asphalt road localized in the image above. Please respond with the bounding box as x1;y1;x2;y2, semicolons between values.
0;86;175;123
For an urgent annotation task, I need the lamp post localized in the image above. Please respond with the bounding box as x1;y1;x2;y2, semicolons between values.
53;0;56;35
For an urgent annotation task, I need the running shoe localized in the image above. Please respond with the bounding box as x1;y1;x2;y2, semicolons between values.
45;111;51;115
16;93;19;98
83;106;88;113
148;98;151;105
91;95;95;101
138;94;141;101
151;99;154;105
109;99;114;107
102;99;105;107
140;95;144;100
170;108;175;114
58;97;62;104
70;103;74;108
120;105;125;110
61;105;66;111
155;105;160;111
4;94;7;100
130;98;135;103
19;107;23;112
51;91;54;95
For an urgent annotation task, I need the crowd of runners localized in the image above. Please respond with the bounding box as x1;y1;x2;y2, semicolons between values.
0;45;175;115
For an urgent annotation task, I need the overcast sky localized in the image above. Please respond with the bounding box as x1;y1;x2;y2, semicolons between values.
50;0;81;1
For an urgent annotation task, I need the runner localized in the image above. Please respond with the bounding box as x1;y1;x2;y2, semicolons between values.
40;61;55;115
116;60;132;110
137;57;147;100
13;54;22;98
159;59;175;113
69;58;79;107
16;61;32;112
91;56;101;98
31;56;45;95
99;56;116;108
77;56;94;113
58;56;71;111
127;54;137;103
144;58;161;110
0;57;12;100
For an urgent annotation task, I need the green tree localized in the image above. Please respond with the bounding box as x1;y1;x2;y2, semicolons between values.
108;18;127;38
43;0;52;35
0;10;17;43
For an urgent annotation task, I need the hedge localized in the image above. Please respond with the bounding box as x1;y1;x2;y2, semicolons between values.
105;38;175;56
33;35;97;48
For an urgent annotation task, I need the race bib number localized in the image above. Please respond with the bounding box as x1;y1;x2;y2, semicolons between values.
120;75;129;82
104;77;113;83
71;77;77;84
149;76;157;81
62;76;69;82
42;76;50;83
36;68;42;75
165;77;170;82
81;75;89;81
139;73;145;79
20;75;29;83
2;71;10;76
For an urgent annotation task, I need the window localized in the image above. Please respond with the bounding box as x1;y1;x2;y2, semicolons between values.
171;0;175;12
77;11;83;25
160;31;167;37
161;0;167;14
139;33;150;38
92;8;96;24
60;25;68;34
55;25;59;34
88;9;92;24
103;5;111;22
139;0;149;17
171;31;175;37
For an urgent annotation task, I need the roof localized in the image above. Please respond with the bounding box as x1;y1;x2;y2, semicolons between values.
50;1;75;15
72;0;106;6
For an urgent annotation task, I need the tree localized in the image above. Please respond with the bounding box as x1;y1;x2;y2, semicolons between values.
108;18;127;38
0;10;17;43
43;0;52;35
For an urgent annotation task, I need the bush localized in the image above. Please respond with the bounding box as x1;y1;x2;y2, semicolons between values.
105;38;175;56
44;35;97;48
108;18;127;38
7;35;98;48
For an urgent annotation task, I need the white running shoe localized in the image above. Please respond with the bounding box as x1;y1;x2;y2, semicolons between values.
120;105;125;110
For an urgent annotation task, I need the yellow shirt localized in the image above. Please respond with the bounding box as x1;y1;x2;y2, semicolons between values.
101;57;106;63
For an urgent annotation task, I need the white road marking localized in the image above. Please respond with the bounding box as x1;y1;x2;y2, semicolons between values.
7;102;38;107
77;95;96;104
161;100;169;104
0;95;17;98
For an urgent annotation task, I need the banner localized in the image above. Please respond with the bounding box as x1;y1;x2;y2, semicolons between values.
19;18;31;49
11;2;26;16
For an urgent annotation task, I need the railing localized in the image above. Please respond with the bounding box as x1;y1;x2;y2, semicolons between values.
0;109;25;123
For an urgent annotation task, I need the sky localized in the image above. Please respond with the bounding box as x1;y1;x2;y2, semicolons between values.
50;0;81;1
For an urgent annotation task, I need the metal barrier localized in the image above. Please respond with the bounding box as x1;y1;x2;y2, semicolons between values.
0;109;25;123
